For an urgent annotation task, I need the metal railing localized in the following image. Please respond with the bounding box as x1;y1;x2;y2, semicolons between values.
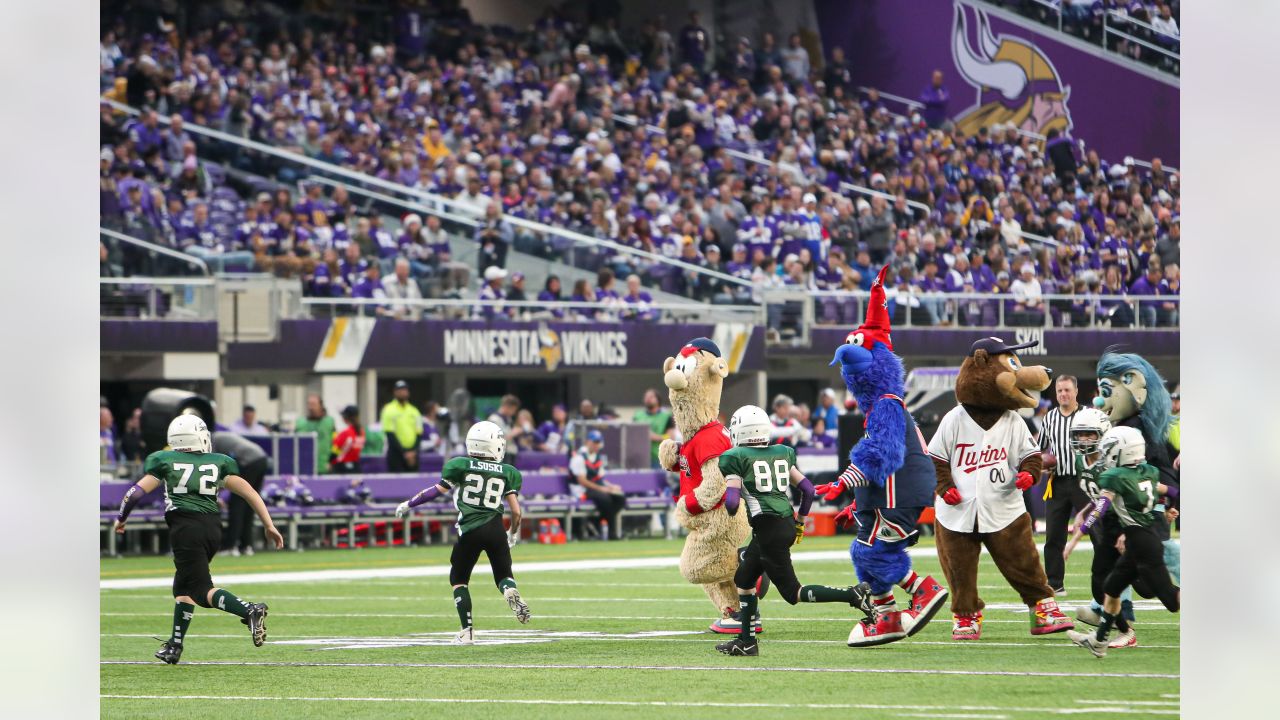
101;99;751;291
99;276;218;319
977;0;1178;72
100;227;210;276
763;287;1177;341
299;296;765;325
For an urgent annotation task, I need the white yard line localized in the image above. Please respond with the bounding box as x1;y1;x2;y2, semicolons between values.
99;632;1179;649
98;660;1178;679
99;694;1174;715
100;607;1171;621
100;546;1096;590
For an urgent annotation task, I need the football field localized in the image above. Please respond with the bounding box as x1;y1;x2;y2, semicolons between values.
100;536;1179;719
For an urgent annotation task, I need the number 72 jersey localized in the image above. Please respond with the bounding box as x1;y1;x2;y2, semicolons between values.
145;449;240;514
440;456;523;535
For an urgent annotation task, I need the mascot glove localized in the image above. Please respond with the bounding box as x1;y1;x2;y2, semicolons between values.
838;463;869;489
833;501;857;528
1014;471;1036;491
941;487;963;506
813;481;845;501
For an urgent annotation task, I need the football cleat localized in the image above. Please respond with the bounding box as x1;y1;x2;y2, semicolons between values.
154;640;183;665
1030;598;1074;635
847;610;907;647
715;637;758;656
454;627;474;645
710;614;763;635
902;576;948;637
849;582;877;617
1075;606;1103;627
245;602;269;647
1107;628;1138;649
503;587;531;624
951;612;983;640
1067;629;1108;658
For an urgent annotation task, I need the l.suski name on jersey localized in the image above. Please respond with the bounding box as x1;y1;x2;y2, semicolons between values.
955;442;1008;474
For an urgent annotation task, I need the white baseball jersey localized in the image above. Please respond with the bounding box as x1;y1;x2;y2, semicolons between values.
928;405;1039;533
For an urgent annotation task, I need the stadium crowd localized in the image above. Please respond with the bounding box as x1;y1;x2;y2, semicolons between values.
992;1;1180;74
98;1;1180;327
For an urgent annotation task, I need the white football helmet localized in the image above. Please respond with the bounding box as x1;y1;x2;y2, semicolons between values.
1097;426;1145;469
466;420;506;462
1070;408;1112;455
729;405;772;447
168;413;212;453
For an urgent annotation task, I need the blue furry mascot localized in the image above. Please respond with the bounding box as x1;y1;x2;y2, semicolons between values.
814;266;949;647
1093;349;1181;599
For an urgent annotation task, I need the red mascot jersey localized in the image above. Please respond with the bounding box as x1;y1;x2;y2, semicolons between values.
676;421;733;515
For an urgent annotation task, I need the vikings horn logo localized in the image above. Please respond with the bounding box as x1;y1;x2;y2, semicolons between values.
537;322;562;372
951;2;1073;139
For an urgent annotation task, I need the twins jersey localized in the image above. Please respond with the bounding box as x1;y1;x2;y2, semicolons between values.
719;444;797;518
145;450;239;514
928;406;1039;533
439;456;522;535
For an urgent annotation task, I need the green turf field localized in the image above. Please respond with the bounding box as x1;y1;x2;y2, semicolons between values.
100;536;1179;719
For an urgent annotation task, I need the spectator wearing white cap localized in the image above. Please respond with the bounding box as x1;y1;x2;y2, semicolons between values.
399;213;435;279
475;265;509;320
1009;262;1044;325
797;191;826;262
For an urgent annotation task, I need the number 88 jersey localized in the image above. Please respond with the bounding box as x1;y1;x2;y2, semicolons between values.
718;444;797;518
145;449;240;514
440;456;523;535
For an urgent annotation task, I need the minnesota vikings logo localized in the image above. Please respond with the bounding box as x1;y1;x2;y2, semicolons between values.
951;2;1073;138
537;322;562;372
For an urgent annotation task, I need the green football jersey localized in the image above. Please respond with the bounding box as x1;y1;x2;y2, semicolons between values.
440;456;522;535
1098;463;1161;528
145;450;240;514
1075;453;1106;502
718;444;797;518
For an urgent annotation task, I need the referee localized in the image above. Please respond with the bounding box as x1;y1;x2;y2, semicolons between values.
1039;374;1089;595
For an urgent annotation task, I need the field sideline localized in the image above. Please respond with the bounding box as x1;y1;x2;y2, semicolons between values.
100;536;1179;719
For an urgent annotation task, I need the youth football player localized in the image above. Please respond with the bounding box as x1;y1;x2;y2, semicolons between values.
1062;408;1135;645
714;405;874;656
114;414;284;664
1066;426;1180;658
396;421;531;644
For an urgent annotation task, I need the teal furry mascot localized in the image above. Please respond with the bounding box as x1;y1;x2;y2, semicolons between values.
1094;349;1181;600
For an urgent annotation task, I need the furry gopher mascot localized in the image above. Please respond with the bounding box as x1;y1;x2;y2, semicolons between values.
929;336;1074;640
658;337;752;633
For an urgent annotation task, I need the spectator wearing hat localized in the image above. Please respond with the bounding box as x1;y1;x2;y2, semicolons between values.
330;406;366;474
1009;262;1045;325
230;405;269;435
476;266;509;320
506;272;528;303
569;429;627;540
380;380;422;473
381;258;423;320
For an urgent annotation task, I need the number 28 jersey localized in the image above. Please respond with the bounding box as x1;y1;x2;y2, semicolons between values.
440;456;523;535
145;450;240;514
718;444;796;518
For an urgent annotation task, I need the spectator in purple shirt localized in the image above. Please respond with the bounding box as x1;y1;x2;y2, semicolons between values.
918;70;950;129
621;274;657;321
1128;257;1164;327
678;12;709;70
538;275;565;319
535;404;570;454
569;278;597;320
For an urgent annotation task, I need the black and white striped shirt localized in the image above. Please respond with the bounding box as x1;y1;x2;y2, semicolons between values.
1039;406;1079;476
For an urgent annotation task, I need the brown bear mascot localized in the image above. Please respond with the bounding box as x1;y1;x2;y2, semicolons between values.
927;336;1074;640
658;338;752;633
